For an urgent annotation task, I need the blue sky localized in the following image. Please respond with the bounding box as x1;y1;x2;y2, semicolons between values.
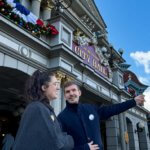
94;0;150;110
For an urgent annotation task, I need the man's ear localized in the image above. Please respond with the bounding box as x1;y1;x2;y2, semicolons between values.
41;85;47;92
64;91;67;99
79;90;82;96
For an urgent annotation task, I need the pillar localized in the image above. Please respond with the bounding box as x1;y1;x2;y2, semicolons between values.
31;0;41;17
42;6;51;20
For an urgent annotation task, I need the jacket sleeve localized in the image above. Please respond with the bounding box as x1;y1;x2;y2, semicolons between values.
59;133;74;150
96;99;136;120
57;115;74;150
13;103;74;150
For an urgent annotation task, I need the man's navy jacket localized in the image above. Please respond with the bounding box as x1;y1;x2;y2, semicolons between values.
58;99;136;150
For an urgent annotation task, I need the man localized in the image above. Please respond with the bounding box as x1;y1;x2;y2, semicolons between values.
58;81;145;150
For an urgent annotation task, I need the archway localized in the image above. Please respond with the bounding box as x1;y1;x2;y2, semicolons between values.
0;66;29;149
136;122;148;150
126;117;135;150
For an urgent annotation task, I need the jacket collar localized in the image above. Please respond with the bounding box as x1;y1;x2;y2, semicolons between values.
40;98;54;112
66;101;79;111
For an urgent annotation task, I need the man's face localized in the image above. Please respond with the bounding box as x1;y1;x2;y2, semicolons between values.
64;84;81;104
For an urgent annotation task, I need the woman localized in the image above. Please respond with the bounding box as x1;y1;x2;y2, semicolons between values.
12;70;74;150
2;133;14;150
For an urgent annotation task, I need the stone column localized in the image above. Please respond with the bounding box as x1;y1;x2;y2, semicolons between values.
138;128;149;150
106;116;120;150
51;88;62;116
53;71;73;114
51;71;65;115
31;0;42;17
42;6;51;20
118;113;126;150
21;0;28;7
127;123;136;150
61;86;66;110
41;0;54;20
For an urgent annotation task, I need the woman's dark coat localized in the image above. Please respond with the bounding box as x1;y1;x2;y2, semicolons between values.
13;100;74;150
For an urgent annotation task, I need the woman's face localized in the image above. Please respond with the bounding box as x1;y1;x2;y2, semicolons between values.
43;76;60;101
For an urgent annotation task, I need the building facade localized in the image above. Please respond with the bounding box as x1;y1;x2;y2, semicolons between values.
0;0;150;149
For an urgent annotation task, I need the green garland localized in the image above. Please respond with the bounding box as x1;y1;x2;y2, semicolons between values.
0;0;58;36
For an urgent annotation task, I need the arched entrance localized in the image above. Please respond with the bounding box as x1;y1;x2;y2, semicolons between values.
126;117;135;150
0;66;29;149
136;122;148;150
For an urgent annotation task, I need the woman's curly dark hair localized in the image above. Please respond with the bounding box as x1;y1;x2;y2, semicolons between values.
24;70;55;101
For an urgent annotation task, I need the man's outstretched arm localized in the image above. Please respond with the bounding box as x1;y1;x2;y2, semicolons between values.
97;95;145;120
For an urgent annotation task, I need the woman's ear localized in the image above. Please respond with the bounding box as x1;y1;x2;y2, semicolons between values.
41;85;47;92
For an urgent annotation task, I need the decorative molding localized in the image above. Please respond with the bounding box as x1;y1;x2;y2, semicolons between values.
0;32;49;65
55;71;66;81
61;75;74;84
73;69;82;80
86;78;97;89
61;25;71;47
55;71;74;85
60;60;72;72
0;33;47;66
80;15;95;31
101;87;110;96
20;46;30;57
30;52;47;65
73;28;91;46
0;34;20;52
41;0;53;9
0;51;37;75
73;29;112;80
112;93;118;101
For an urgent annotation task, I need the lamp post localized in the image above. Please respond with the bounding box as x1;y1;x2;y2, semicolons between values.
135;122;145;133
118;48;124;56
108;45;124;68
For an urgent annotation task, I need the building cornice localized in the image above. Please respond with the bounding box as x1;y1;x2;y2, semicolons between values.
72;0;105;31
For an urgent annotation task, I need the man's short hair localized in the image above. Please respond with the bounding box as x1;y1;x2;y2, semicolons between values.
64;81;80;90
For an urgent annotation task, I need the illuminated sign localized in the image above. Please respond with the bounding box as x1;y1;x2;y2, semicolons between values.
72;43;109;77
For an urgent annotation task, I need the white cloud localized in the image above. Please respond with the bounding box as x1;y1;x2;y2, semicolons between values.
129;51;150;110
130;51;150;74
143;87;150;111
138;76;150;111
138;76;150;85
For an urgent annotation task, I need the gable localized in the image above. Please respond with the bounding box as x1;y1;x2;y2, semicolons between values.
80;0;107;28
